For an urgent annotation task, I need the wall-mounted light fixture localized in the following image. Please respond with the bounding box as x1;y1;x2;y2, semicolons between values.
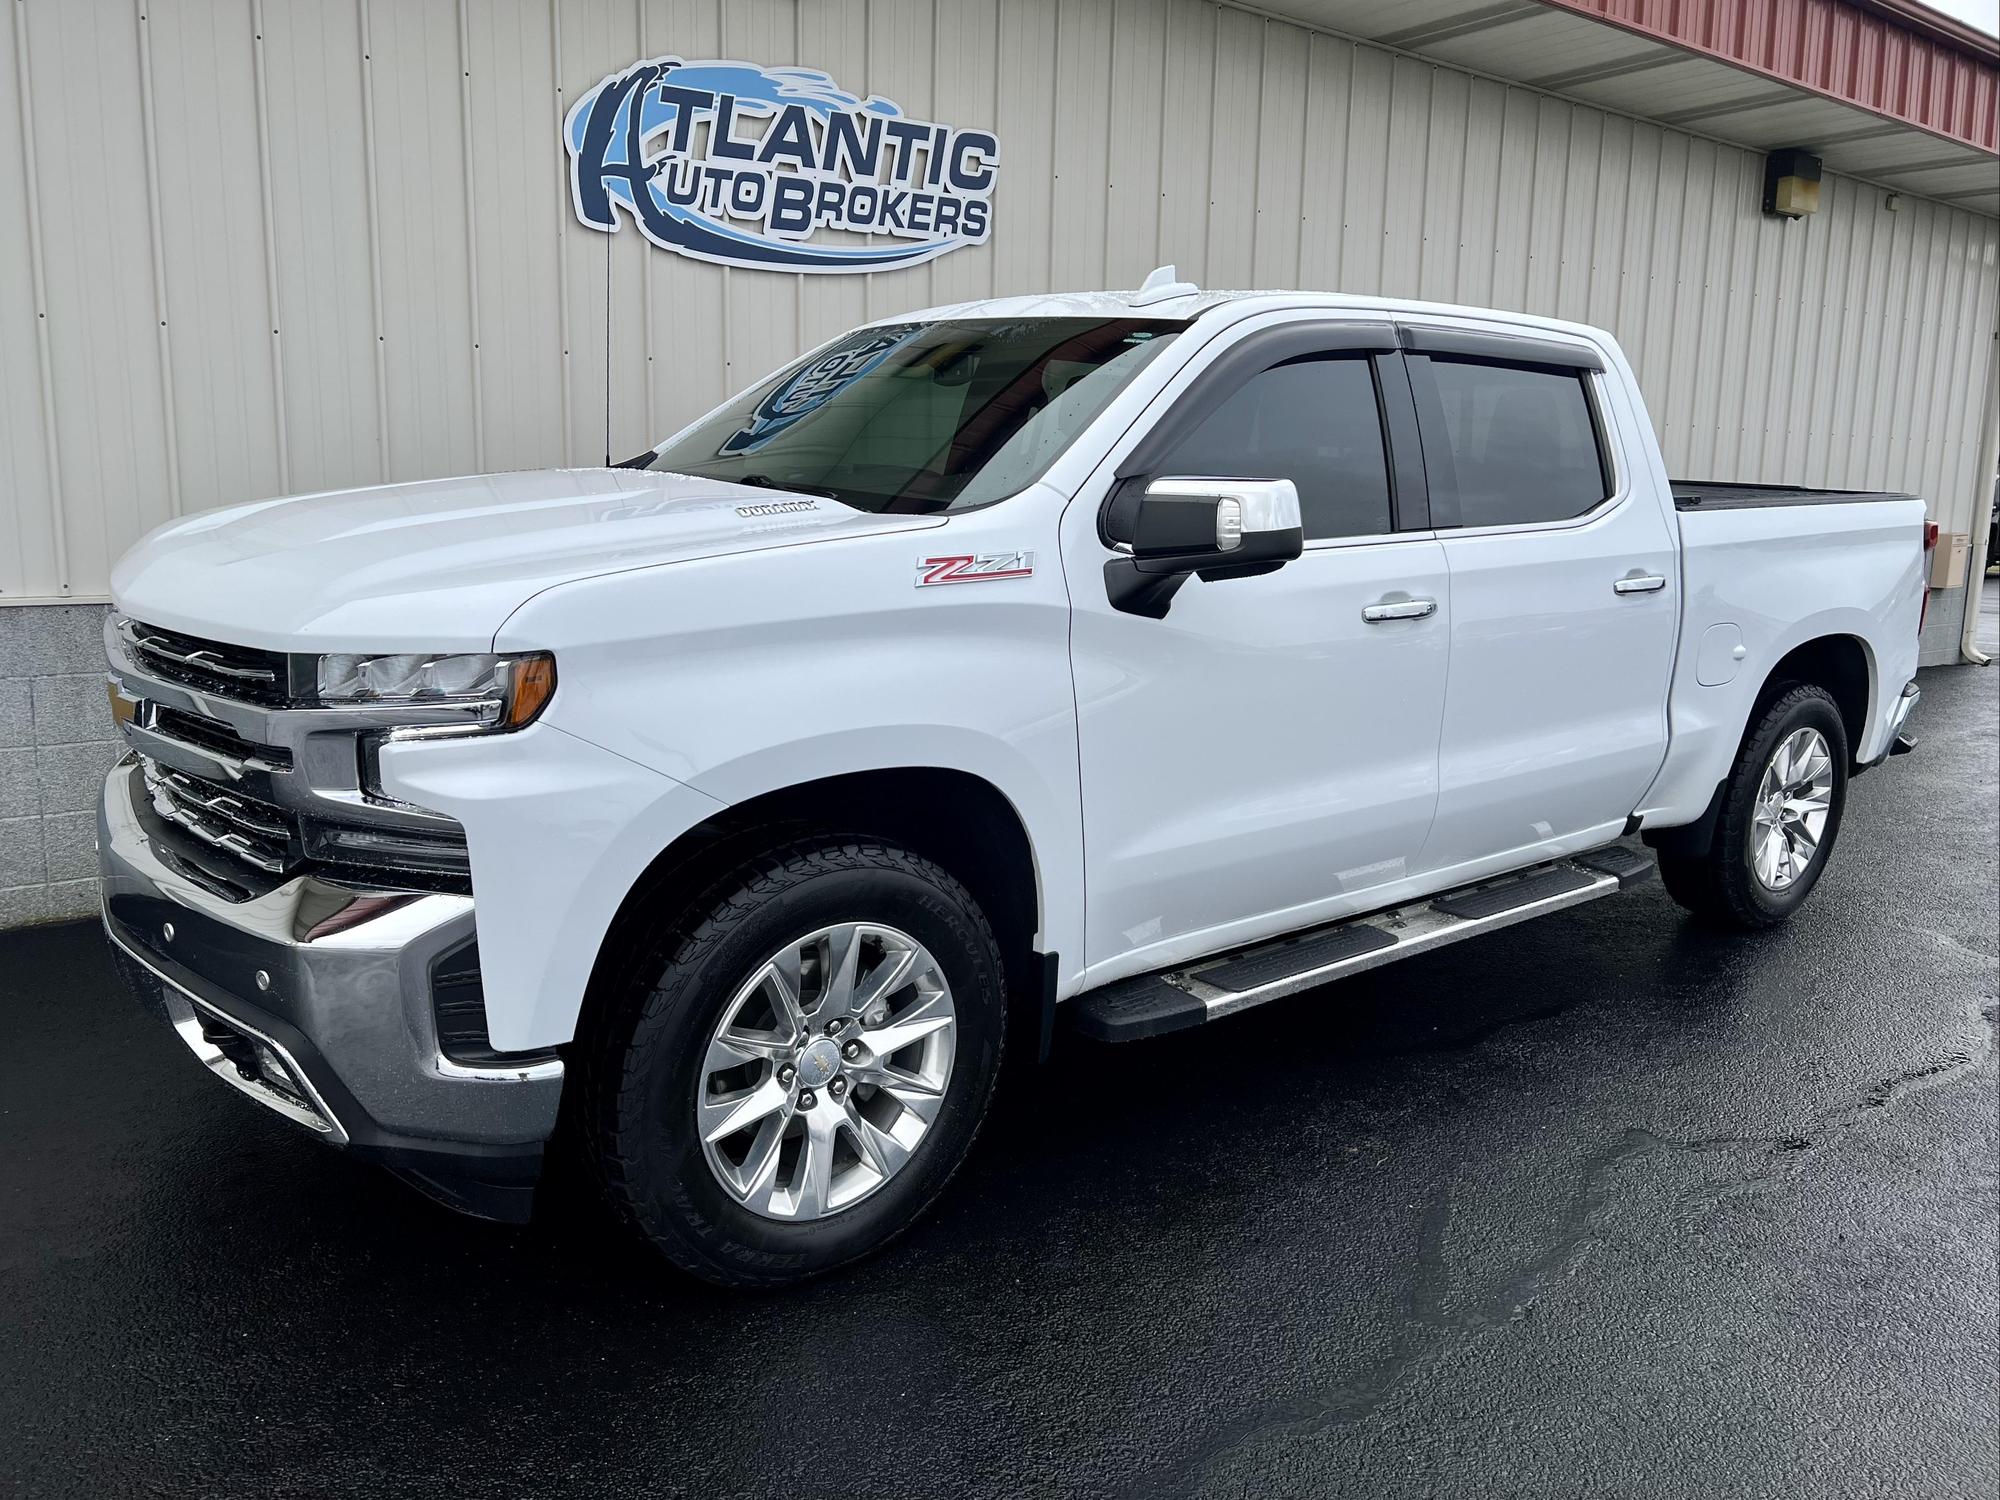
1763;148;1822;219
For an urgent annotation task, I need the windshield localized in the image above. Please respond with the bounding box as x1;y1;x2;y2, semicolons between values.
635;316;1189;513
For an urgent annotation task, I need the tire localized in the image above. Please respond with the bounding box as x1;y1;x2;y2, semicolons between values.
579;837;1006;1288
1657;682;1849;929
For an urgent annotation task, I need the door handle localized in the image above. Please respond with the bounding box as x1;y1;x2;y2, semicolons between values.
1362;598;1438;622
1614;574;1668;594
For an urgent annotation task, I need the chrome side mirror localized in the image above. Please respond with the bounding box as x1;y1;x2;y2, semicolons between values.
1132;477;1303;562
1106;477;1304;617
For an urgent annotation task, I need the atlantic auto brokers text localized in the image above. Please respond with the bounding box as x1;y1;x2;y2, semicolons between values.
572;64;998;244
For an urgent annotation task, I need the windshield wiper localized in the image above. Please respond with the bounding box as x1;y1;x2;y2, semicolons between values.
613;449;658;470
731;474;843;502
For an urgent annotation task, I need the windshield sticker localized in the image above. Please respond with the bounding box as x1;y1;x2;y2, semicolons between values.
564;58;1000;274
916;552;1035;586
719;328;917;456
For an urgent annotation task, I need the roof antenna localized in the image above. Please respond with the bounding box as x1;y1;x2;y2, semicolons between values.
1129;264;1200;306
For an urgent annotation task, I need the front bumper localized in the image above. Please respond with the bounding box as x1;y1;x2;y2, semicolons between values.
100;759;563;1221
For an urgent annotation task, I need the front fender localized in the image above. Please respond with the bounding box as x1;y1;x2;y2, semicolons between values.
377;723;726;1051
491;504;1085;1001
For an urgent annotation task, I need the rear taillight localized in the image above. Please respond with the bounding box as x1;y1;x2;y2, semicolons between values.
1920;520;1939;634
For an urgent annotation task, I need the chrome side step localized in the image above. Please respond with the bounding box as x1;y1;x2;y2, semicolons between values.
1064;846;1654;1042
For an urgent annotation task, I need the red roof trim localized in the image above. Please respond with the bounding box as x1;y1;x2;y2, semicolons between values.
1844;0;2000;61
1537;0;2000;154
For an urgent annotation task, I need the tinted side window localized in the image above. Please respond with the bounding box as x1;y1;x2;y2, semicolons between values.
1151;356;1392;540
1423;358;1608;527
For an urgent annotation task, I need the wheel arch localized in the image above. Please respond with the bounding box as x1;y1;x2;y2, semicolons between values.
1645;630;1872;858
1757;631;1874;764
578;767;1049;1056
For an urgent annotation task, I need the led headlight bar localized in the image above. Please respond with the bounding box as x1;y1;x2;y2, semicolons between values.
315;651;556;730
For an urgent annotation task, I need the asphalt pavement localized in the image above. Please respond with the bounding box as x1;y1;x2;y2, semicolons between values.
3;623;1995;1498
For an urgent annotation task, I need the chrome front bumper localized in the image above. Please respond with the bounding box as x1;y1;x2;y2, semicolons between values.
100;759;562;1220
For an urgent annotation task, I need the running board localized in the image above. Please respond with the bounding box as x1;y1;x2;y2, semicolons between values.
1064;846;1654;1042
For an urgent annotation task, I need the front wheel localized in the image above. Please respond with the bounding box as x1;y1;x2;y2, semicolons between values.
1657;682;1849;929
579;838;1007;1287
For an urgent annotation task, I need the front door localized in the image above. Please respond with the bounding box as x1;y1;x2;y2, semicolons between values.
1063;323;1452;983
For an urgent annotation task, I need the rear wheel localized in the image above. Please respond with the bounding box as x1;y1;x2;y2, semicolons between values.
1657;682;1848;929
579;837;1006;1287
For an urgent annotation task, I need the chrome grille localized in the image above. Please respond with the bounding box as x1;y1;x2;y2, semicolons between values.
113;615;480;892
120;618;291;706
142;759;301;875
148;704;293;769
139;756;473;891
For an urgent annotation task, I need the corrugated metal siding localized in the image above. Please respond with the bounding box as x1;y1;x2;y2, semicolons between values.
1;0;1994;603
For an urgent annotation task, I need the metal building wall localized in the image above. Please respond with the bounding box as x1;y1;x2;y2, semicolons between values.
2;0;1996;608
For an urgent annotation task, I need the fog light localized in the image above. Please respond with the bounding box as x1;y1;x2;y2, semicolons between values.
307;823;472;877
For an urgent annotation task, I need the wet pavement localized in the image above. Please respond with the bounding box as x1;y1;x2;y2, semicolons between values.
3;644;1995;1499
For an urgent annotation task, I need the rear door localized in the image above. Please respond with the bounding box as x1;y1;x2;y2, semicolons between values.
1401;324;1679;875
1063;319;1452;981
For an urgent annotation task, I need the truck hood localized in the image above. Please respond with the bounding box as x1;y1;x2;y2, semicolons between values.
110;468;943;651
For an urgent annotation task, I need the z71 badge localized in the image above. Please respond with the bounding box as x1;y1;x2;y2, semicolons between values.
915;551;1035;586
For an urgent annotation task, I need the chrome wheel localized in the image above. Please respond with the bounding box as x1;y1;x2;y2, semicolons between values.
1751;726;1834;891
696;922;956;1222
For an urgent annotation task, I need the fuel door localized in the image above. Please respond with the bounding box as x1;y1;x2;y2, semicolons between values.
1695;622;1747;686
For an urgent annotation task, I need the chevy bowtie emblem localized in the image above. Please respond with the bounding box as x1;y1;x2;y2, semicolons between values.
915;551;1034;586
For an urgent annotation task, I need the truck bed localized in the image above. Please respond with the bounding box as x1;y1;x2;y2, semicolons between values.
1670;480;1918;511
1649;485;1928;827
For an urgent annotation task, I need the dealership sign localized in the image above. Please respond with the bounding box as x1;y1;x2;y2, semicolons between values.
563;58;999;274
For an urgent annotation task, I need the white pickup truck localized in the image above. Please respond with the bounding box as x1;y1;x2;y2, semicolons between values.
100;271;1930;1286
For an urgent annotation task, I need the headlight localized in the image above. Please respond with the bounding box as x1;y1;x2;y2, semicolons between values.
316;651;557;730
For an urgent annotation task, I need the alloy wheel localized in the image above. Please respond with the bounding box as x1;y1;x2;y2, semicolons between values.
696;922;956;1221
1750;726;1834;891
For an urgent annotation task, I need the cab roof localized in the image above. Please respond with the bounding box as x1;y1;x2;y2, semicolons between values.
867;265;1612;348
